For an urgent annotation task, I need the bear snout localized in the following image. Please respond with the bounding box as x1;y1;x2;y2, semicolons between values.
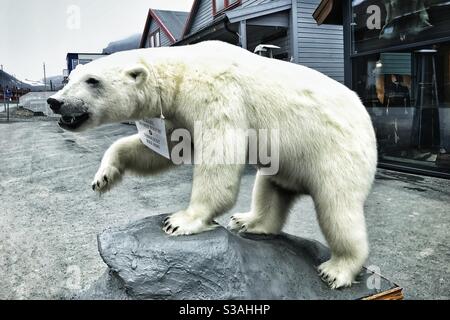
47;98;64;113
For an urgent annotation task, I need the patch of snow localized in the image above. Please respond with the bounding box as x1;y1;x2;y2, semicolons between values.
21;78;45;87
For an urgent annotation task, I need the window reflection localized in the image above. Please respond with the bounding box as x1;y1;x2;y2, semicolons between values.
352;0;450;53
354;43;450;173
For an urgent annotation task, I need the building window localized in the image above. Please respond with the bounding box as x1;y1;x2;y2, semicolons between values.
147;29;161;48
147;34;153;48
213;0;240;15
353;42;450;175
155;30;160;47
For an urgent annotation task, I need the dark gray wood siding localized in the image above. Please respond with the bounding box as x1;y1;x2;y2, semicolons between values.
296;0;344;83
145;19;172;48
189;0;214;34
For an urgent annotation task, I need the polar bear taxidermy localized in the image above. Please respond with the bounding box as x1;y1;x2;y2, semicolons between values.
48;41;377;289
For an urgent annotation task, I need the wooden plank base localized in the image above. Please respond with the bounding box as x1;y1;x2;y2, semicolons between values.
362;287;404;300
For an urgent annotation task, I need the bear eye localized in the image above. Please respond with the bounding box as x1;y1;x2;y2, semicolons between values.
86;77;100;85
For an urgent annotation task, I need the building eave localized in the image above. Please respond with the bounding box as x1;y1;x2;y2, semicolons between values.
140;9;152;48
174;16;228;46
313;0;343;25
179;0;293;46
226;0;291;23
66;52;107;57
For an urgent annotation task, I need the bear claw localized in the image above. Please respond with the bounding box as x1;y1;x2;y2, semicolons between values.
317;260;355;289
162;211;218;236
91;165;121;193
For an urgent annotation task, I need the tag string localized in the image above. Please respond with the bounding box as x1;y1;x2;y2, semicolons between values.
149;64;165;119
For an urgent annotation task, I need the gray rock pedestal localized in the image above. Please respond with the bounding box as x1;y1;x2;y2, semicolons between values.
81;214;399;299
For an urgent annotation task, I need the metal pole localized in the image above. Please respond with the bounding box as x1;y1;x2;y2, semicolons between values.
43;62;47;91
239;20;247;50
1;64;4;112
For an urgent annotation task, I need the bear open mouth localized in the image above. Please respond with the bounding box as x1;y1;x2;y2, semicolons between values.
58;113;90;130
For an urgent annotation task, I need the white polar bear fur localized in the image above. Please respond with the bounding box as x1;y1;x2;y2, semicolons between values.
51;41;377;289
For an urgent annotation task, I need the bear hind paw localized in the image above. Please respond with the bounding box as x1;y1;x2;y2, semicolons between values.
318;259;358;289
228;212;275;235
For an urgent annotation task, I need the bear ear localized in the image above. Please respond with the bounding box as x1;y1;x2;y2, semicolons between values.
125;66;149;85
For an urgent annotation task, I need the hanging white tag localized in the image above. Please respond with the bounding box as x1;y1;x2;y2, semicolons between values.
136;118;170;159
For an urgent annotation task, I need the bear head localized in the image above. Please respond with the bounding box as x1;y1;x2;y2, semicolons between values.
48;53;154;132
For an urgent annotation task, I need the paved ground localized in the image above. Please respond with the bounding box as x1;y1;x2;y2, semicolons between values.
0;121;448;299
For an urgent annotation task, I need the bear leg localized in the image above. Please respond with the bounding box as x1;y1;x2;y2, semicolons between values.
228;172;296;234
314;194;369;289
92;134;173;192
163;163;245;236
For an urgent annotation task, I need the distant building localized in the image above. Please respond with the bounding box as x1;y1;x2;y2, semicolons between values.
140;9;189;48
174;0;345;83
66;53;107;74
0;86;30;102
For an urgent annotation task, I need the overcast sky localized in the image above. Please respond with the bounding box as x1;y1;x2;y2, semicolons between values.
0;0;193;81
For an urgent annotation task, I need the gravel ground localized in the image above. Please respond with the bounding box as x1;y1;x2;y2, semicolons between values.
0;121;448;299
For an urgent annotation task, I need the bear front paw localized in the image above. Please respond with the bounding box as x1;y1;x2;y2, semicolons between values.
91;165;122;193
162;211;218;236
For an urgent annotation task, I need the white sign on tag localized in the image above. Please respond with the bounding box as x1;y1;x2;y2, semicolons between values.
136;118;170;159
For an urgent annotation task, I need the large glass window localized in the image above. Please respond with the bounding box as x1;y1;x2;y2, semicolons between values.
353;42;450;174
352;0;450;54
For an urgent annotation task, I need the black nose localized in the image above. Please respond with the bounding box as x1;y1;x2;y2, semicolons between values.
47;98;63;111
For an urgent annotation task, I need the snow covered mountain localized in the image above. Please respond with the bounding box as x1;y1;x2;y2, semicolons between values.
21;78;45;87
0;70;63;91
102;33;141;54
0;70;33;89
